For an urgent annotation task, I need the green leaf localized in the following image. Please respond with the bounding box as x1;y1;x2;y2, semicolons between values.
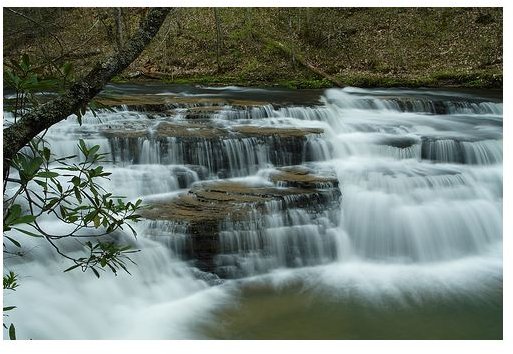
91;268;100;278
62;62;73;77
34;179;48;189
12;215;36;225
71;176;81;186
12;227;43;238
5;236;21;247
36;171;59;178
3;306;16;311
6;70;21;89
4;204;22;226
9;323;16;340
55;155;77;162
43;198;59;212
107;263;117;273
42;147;51;161
78;139;87;156
21;53;30;70
18;155;44;183
74;187;82;203
63;264;80;272
88;145;100;157
93;215;101;228
59;205;67;219
67;215;78;223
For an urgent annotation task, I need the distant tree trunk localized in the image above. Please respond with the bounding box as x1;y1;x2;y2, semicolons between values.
245;8;253;37
305;8;311;39
113;7;124;51
214;8;222;73
3;8;171;180
175;9;183;36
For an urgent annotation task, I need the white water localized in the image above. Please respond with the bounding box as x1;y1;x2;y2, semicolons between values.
3;86;502;339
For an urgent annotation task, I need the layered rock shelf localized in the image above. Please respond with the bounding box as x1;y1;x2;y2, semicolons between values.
103;121;330;176
91;94;340;276
102;121;323;140
141;167;340;273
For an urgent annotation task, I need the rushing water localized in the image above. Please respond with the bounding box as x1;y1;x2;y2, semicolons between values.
3;85;502;339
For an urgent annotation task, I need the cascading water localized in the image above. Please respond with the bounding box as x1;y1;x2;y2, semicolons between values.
3;84;502;339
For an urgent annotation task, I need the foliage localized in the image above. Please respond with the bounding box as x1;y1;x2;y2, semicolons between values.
3;272;19;339
3;138;143;275
3;54;144;339
4;54;74;121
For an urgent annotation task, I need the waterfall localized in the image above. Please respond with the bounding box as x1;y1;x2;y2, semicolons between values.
4;228;231;339
3;85;502;339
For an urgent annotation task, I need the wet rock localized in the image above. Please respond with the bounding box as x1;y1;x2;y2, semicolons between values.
374;135;420;149
143;181;331;223
102;121;323;140
269;166;339;189
184;165;209;180
102;121;229;139
103;122;326;174
141;174;340;274
232;125;324;138
96;93;272;114
190;268;225;286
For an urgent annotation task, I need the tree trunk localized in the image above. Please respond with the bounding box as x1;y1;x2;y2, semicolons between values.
305;8;311;39
3;8;171;180
245;8;253;38
113;7;124;51
214;8;222;73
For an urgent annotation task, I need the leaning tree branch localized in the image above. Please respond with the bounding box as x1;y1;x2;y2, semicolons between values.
3;7;171;180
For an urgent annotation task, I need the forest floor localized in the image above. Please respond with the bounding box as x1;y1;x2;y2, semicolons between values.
3;8;503;89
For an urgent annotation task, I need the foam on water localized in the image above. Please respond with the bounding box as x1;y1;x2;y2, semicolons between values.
4;231;232;339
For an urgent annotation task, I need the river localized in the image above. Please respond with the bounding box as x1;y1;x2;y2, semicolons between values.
3;85;502;339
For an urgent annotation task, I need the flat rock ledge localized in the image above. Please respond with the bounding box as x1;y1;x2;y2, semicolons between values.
101;121;324;140
96;94;275;113
141;167;340;272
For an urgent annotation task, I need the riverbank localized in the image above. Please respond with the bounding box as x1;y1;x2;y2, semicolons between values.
113;69;503;89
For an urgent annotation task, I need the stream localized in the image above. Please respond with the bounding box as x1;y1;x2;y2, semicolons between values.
3;84;502;339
